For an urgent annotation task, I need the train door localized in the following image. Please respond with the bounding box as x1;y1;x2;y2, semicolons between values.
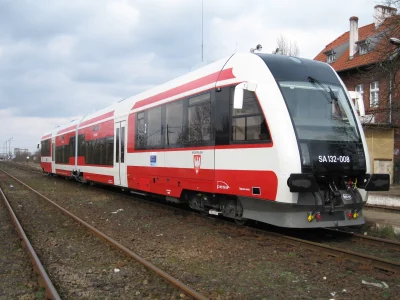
114;120;127;187
51;137;56;174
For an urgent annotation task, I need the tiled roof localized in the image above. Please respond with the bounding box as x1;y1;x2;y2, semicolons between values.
314;19;397;72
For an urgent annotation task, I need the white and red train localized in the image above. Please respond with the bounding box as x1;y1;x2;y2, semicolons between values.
40;52;389;228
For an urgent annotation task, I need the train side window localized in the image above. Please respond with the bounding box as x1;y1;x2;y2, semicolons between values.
41;140;51;156
188;93;211;144
105;136;114;165
165;100;184;146
99;138;105;165
147;106;162;148
86;140;93;164
78;134;85;156
116;128;120;163
230;90;270;142
136;112;146;149
64;144;70;163
69;136;75;157
120;127;125;163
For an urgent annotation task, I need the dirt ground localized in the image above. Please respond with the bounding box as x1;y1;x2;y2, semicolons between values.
1;163;399;299
0;174;43;300
0;170;184;299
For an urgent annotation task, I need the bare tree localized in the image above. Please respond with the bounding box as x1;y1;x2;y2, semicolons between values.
275;34;300;57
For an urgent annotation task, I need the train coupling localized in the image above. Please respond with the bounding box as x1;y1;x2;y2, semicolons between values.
346;209;359;220
307;211;321;222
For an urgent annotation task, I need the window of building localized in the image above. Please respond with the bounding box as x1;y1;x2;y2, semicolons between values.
370;81;379;107
166;100;184;145
326;52;336;63
359;44;369;55
355;84;364;106
230;90;270;142
188;93;211;143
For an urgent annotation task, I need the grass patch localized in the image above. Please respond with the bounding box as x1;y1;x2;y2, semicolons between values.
35;287;46;299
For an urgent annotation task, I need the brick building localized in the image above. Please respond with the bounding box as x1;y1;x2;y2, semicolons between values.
314;5;400;183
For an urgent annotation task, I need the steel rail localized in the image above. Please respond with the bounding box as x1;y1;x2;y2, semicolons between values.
323;228;400;249
0;168;208;300
365;204;400;212
258;230;400;273
0;188;61;300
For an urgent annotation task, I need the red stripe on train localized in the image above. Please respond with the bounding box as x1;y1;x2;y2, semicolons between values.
84;173;114;185
41;162;52;173
57;125;77;135
127;166;277;200
56;169;72;177
41;134;52;140
132;68;235;110
80;111;115;127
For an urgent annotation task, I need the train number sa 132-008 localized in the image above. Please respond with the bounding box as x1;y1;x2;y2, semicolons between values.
318;155;350;163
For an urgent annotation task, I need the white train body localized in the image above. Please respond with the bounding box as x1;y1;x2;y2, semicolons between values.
40;53;390;228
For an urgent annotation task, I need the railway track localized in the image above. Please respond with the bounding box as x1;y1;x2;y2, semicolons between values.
0;186;60;299
322;227;400;250
0;167;208;300
365;204;400;212
3;162;400;274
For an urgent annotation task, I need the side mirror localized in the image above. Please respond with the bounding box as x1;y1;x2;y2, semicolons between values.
233;82;257;109
37;143;40;149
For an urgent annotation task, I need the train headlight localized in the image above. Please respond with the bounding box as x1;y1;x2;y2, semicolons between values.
364;174;390;191
287;173;319;193
300;143;311;166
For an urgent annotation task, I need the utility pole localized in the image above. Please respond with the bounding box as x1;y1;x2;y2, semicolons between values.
8;137;13;159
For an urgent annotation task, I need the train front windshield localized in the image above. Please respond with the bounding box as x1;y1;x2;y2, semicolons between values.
278;81;360;142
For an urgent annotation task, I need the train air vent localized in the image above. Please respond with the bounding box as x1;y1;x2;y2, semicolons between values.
252;187;261;195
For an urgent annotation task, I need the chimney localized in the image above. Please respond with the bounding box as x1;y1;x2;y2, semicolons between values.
349;16;359;59
374;5;397;28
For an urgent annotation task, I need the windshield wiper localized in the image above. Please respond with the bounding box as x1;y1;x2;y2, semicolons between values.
308;76;338;103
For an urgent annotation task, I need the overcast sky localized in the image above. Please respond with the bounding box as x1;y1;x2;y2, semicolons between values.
0;0;385;155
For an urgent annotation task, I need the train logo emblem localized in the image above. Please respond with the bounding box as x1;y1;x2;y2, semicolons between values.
193;155;201;174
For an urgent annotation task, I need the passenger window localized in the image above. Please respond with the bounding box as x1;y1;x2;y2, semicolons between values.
147;106;162;147
166;101;184;145
69;136;75;157
106;136;114;165
230;90;270;142
188;93;211;143
120;127;125;163
78;134;85;156
136;112;146;149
